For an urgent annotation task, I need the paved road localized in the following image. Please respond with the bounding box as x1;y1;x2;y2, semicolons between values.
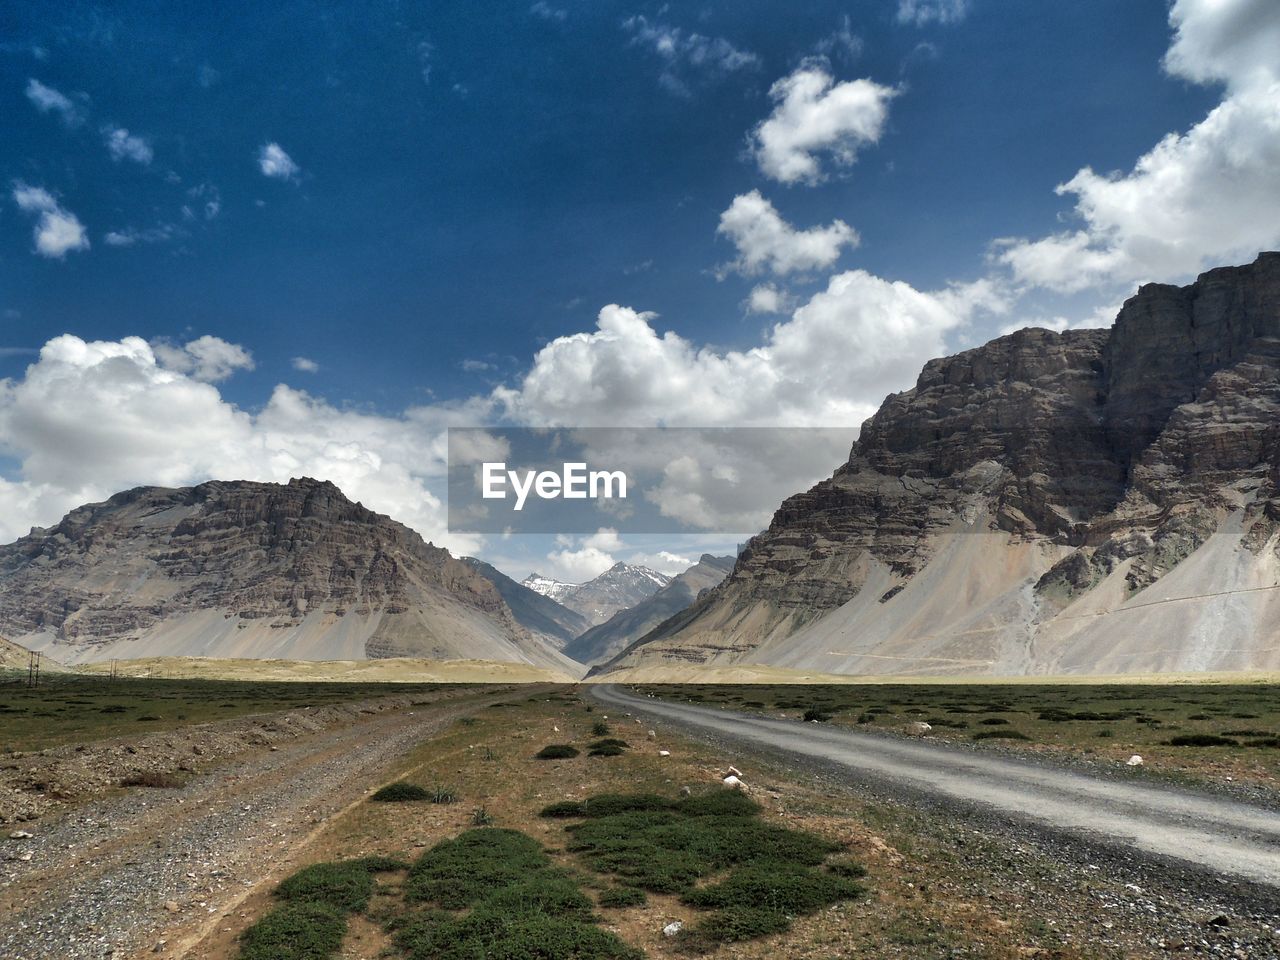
592;684;1280;889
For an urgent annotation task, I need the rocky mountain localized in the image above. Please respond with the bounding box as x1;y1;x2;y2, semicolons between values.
462;558;590;649
600;253;1280;679
523;563;671;627
0;478;578;676
567;554;734;666
521;573;579;606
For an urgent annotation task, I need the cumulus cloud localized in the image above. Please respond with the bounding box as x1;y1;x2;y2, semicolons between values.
291;356;320;373
152;335;255;383
103;126;153;165
717;190;858;277
258;142;300;180
0;334;478;553
25;79;82;126
11;183;90;259
622;15;758;95
994;0;1280;293
543;529;624;582
744;283;792;315
751;63;897;185
495;271;998;429
897;0;969;26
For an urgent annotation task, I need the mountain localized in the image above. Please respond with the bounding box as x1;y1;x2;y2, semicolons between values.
599;253;1280;679
462;558;590;649
0;636;67;672
521;573;579;605
566;554;734;666
522;563;672;626
0;477;577;676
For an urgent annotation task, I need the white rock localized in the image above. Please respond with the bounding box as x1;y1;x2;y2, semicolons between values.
553;726;559;732
662;921;683;937
658;750;670;757
647;730;656;739
1127;755;1143;766
907;722;932;735
723;775;744;789
726;765;742;777
9;830;33;840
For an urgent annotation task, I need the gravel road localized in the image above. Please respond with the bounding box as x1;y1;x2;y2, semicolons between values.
0;688;523;960
592;685;1280;889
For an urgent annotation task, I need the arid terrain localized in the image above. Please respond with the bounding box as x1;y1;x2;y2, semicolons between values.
2;675;1278;960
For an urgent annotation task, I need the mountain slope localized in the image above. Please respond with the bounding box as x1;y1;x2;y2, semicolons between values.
566;555;734;666
0;477;577;675
600;253;1280;678
522;563;672;626
463;558;590;649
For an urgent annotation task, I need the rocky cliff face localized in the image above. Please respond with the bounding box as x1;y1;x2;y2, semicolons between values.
601;253;1280;678
463;557;590;648
0;478;576;674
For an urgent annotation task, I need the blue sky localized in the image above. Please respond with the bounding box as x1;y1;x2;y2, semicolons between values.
2;0;1278;581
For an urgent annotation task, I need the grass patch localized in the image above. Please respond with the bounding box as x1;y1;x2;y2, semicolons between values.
240;857;404;960
550;789;862;948
398;828;641;960
1167;734;1238;747
597;886;647;908
535;743;580;760
371;781;430;802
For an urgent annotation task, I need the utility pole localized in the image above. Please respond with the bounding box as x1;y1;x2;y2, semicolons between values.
26;650;40;688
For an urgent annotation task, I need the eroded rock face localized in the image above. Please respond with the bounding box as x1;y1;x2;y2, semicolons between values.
605;253;1280;675
0;478;567;669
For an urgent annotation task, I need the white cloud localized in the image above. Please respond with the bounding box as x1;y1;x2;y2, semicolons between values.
544;529;624;582
530;2;567;22
751;63;897;185
152;335;255;383
104;224;176;247
461;359;495;373
11;183;90;259
622;15;758;95
897;0;969;27
291;356;321;373
103;126;153;165
717;190;858;277
744;283;792;315
25;79;82;126
816;15;863;60
995;0;1280;293
0;334;479;554
258;142;300;180
494;271;996;429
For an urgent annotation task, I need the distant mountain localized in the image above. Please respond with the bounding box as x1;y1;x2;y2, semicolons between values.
599;254;1280;679
462;558;590;650
0;636;67;672
566;555;734;665
521;573;579;605
0;478;577;676
522;563;672;626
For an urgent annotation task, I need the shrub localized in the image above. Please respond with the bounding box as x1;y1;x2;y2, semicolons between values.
120;770;182;789
598;886;647;908
370;782;430;802
802;707;832;723
430;785;458;804
471;805;495;826
591;720;610;736
535;744;580;760
972;730;1031;741
978;717;1009;726
1167;734;1238;747
240;902;347;960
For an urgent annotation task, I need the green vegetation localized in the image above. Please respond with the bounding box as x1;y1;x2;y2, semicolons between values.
547;788;864;950
371;782;431;802
588;737;630;757
398;828;642;960
535;743;580;759
597;886;647;908
0;675;463;751
239;857;404;960
635;682;1280;786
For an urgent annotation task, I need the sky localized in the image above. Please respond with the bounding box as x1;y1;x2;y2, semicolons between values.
1;0;1278;583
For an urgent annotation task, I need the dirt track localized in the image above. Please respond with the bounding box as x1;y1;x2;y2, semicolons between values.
592;685;1280;889
0;687;532;960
